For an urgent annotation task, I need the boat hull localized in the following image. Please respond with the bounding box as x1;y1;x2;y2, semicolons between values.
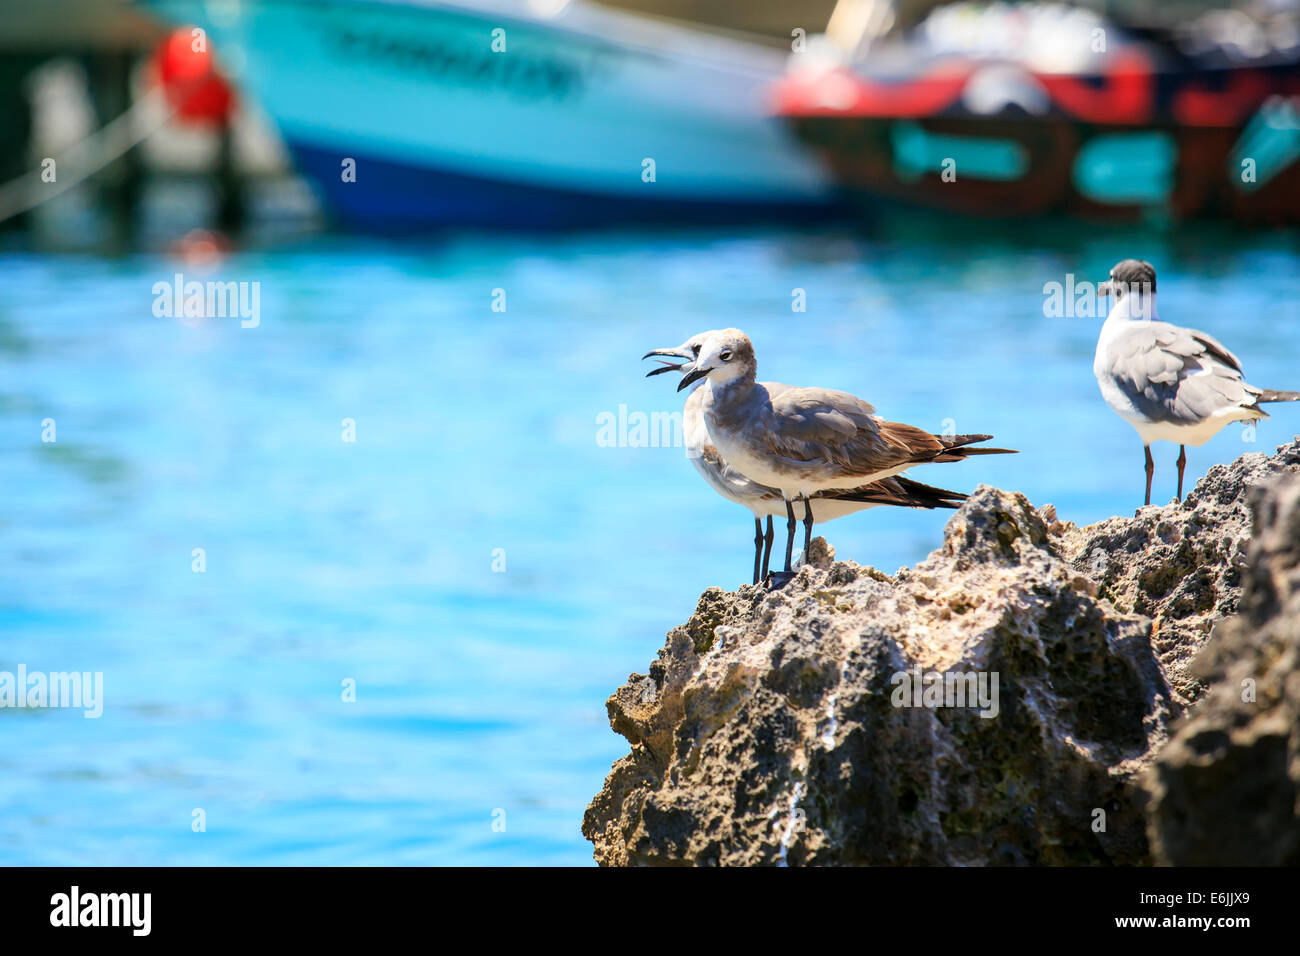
776;57;1300;225
287;139;832;231
145;0;836;230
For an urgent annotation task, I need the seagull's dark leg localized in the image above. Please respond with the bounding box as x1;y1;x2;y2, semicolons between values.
1176;445;1187;501
801;496;815;562
783;498;797;574
752;517;763;585
1144;445;1154;506
761;516;774;580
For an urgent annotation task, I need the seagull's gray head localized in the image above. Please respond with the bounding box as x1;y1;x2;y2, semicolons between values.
674;329;755;392
1099;258;1156;302
642;332;708;380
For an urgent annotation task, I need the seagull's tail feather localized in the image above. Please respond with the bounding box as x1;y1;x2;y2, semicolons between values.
892;475;968;510
1256;389;1300;404
940;446;1020;457
933;433;1019;460
829;475;967;510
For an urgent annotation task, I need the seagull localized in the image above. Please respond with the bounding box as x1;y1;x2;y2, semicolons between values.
655;329;1016;584
644;338;966;584
1094;258;1300;506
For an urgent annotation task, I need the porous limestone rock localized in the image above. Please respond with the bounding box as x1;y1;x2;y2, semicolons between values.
583;440;1300;866
1142;470;1300;865
1058;440;1300;706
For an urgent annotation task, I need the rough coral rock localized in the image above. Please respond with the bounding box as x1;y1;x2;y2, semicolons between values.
1057;440;1300;707
1142;470;1300;865
583;440;1300;866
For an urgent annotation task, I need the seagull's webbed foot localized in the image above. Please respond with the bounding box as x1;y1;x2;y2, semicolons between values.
765;570;796;590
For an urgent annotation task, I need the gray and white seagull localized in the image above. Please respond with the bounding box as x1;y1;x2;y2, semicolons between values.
654;329;1015;585
644;334;966;585
1093;258;1300;506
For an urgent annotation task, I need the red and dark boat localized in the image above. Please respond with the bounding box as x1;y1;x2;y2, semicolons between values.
773;1;1300;224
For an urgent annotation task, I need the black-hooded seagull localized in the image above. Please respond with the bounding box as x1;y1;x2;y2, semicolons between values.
1094;258;1300;506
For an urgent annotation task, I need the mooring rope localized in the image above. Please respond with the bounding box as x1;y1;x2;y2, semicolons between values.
0;86;175;225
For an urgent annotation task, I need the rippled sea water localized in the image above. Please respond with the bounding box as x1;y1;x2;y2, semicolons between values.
2;225;1298;864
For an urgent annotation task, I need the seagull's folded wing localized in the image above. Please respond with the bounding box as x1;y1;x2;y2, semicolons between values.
1105;321;1258;424
765;385;877;456
763;384;942;476
767;386;876;440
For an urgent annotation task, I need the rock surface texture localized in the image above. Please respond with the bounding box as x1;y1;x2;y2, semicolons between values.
583;440;1300;866
1058;440;1300;707
1143;469;1300;865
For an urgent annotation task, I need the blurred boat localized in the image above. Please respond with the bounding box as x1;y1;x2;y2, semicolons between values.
774;1;1300;224
141;0;836;231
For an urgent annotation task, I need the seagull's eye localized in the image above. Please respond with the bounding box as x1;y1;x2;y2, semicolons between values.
690;344;701;356
719;349;732;362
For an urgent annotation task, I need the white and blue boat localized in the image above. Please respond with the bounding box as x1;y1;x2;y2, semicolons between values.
142;0;837;230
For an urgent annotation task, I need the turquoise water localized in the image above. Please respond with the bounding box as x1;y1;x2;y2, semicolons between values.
2;228;1299;865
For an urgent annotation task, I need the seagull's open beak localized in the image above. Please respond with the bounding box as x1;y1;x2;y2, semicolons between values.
677;365;712;392
642;346;694;378
1098;279;1116;299
644;360;682;378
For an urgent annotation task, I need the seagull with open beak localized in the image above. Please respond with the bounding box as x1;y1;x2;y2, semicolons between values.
644;333;971;586
648;329;1015;586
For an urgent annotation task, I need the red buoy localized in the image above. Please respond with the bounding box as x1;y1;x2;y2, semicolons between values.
153;28;236;125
